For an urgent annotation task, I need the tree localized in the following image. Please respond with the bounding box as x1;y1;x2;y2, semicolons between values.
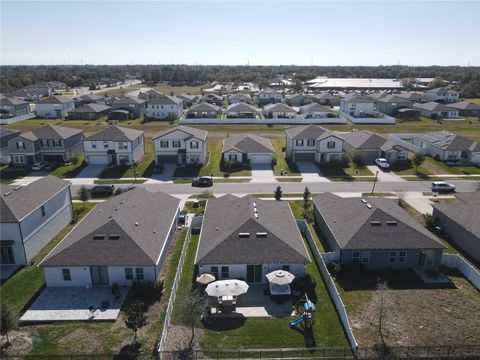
302;207;314;223
412;152;425;173
1;305;17;346
423;213;436;231
124;300;147;343
352;150;365;167
303;187;311;209
375;281;390;352
114;187;124;196
179;288;206;352
77;185;90;208
274;186;282;201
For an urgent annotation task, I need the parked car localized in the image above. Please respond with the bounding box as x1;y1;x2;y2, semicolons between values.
89;184;115;196
192;176;213;187
431;181;456;193
31;161;47;171
44;162;60;171
375;158;390;169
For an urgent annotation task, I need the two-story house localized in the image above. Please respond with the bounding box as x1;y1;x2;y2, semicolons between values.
1;176;73;268
424;87;459;104
83;126;145;166
253;88;283;105
36;96;75;119
147;95;183;120
8;125;84;166
374;95;413;116
0;128;21;164
413;102;459;119
176;94;199;107
199;93;224;106
285;124;344;163
0;95;31;118
111;95;146;119
340;94;375;117
153;125;208;165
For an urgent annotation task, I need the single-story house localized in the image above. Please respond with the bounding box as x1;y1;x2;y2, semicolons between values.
228;93;253;104
313;193;446;269
176;93;199;106
340;95;375;117
262;103;297;119
73;94;105;107
147;95;183;120
83;126;144;166
111;95;146;119
223;134;274;165
0;128;20;163
67;103;111;120
226;103;260;118
199;93;224;106
299;103;336;119
413;102;459;119
39;189;180;287
375;95;413;116
195;195;310;283
447;101;480;117
185;102;220;118
310;93;341;106
0;95;31;118
1;176;73;266
424;87;459;104
36;96;75;119
285;93;309;107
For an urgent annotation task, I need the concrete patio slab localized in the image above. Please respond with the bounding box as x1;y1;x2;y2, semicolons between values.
20;286;129;322
250;164;277;183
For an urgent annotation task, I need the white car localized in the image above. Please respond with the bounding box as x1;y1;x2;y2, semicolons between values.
375;158;390;169
31;161;47;171
431;181;456;193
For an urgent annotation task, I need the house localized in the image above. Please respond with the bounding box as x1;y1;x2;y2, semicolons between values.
73;94;105;107
176;93;198;107
397;92;425;103
299;103;336;119
185;102;220;118
39;189;180;287
340;95;375;117
310;93;341;106
6;89;41;102
147;95;183;120
195;195;310;283
447;101;480;117
313;193;446;269
424;87;459;104
223;134;274;165
374;95;413;116
67;103;111;120
8;125;84;166
199;93;224;106
0;176;73;266
153;125;208;165
0;128;21;163
396;108;420;119
285;93;309;107
0;95;31;118
285;124;344;163
23;82;66;97
83;126;144;166
413;102;459;119
111;95;146;119
342;130;408;164
36;96;75;119
432;192;480;263
226;103;260;118
253;88;283;105
412;131;480;163
262;103;297;118
138;89;166;101
228;93;253;104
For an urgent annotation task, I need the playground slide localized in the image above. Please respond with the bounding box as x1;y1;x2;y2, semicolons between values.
289;315;306;327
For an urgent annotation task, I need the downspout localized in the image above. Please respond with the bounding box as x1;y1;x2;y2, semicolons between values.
18;222;28;265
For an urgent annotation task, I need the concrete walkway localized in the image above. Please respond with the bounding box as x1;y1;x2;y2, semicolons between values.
250;164;277;183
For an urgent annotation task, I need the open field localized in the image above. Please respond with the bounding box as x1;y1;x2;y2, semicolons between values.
97;83;208;97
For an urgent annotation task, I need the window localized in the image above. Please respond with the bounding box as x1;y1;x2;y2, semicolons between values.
398;251;407;263
221;266;229;279
190;141;199;149
160;141;169;148
41;205;46;217
135;268;144;281
103;141;109;149
172;141;181;148
16;141;25;150
118;142;128;150
327;141;336;149
41;139;49;148
228;154;237;162
210;266;219;279
361;251;370;264
307;139;315;146
447;151;459;159
92;142;97;149
352;251;361;264
388;251;397;263
296;139;304;146
13;155;24;163
282;265;290;271
62;268;71;281
125;268;133;280
53;139;61;148
0;246;15;264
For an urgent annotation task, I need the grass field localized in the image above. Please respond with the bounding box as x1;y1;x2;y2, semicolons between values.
271;139;300;176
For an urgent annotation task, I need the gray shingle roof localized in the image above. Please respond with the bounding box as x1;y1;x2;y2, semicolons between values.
229;93;252;102
413;102;456;112
38;95;73;104
0;128;20;139
447;101;480;111
0;95;27;106
376;95;412;104
343;94;373;103
148;94;183;105
299;103;333;114
195;195;310;265
312;93;341;100
1;176;70;223
397;92;424;101
226;103;259;113
187;102;220;112
113;95;146;104
69;103;111;114
153;125;208;141
313;193;446;250
40;189;180;267
285;124;341;141
76;94;104;102
223;134;274;154
433;193;480;238
85;126;143;142
263;103;296;113
413;131;474;150
341;130;388;150
17;125;83;141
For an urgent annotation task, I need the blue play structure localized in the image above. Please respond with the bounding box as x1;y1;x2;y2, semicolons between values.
290;295;316;328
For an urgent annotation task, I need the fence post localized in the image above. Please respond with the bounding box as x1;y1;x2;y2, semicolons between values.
467;345;471;355
406;346;409;357
447;346;451;356
426;346;430;357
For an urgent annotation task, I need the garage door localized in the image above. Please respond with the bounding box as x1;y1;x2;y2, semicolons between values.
470;152;480;164
362;150;381;165
249;154;273;164
87;155;109;165
42;154;64;162
294;152;315;162
157;155;178;164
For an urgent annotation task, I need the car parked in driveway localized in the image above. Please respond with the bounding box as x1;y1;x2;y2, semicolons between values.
89;184;115;196
31;161;47;171
192;176;213;187
375;158;390;170
431;181;456;193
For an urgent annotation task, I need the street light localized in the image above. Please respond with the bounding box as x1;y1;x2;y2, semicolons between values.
371;171;379;196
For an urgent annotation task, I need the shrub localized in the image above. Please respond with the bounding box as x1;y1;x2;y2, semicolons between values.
271;156;277;167
352;150;365;167
430;113;438;120
114;187;124;196
71;156;79;165
423;213;436;231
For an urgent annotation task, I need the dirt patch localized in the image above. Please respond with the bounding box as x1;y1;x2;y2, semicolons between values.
163;324;204;352
57;328;104;354
1;329;36;356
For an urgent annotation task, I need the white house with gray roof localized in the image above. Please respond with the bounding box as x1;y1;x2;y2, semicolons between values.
413;102;459;119
226;103;260;118
340;95;375;117
40;189;180;287
262;103;297;119
195;195;310;283
83;126;145;165
222;134;274;165
424;87;459;104
1;176;73;268
185;102;220;118
146;94;183;120
36;96;75;119
299;103;336;119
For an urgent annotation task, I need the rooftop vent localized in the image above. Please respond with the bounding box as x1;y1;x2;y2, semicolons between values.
94;234;105;240
108;234;120;240
135;222;139;226
370;221;381;226
239;232;250;238
361;199;368;204
3;191;12;196
366;204;372;209
256;232;267;237
386;221;398;226
13;186;22;191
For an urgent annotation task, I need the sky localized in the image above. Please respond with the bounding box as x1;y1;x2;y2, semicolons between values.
1;0;479;66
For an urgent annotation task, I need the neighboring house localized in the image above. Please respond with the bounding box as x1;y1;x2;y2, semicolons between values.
223;134;274;165
147;95;183;120
340;95;375;117
285;93;309;107
0;95;31;118
199;93;224;106
83;126;144;166
397;92;425;103
73;94;105;107
432;192;480;263
226;103;260;118
447;101;480;117
253;88;283;105
185;102;220;118
396;108;420;119
412;131;480;163
0;128;21;164
262;103;297;118
313;193;446;269
424;87;459;103
285;124;344;163
6;89;41;102
375;95;413;116
111;95;146;118
1;176;73;266
39;189;180;287
138;89;166;101
153;125;208;165
311;93;341;106
195;195;310;283
299;103;336;119
23;82;65;97
67;103;111;120
228;93;253;104
36;96;75;119
413;102;459;119
176;93;198;107
342;130;408;164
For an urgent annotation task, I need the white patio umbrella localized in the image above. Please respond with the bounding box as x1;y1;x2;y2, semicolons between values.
196;273;216;285
266;270;295;285
205;279;249;297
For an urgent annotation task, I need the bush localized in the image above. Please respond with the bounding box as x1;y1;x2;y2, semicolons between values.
327;261;343;277
352;150;365;167
130;281;163;298
430;113;438;120
292;274;317;302
432;154;441;161
71;156;79;165
423;213;436;231
271;156;277;167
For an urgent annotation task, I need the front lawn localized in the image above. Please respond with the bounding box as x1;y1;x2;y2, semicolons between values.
423;157;480;175
0;164;30;181
199;139;251;177
98;142;155;179
50;155;87;178
272;139;300;176
390;160;432;177
318;162;372;179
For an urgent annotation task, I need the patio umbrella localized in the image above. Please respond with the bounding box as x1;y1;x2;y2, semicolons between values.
205;279;249;297
266;270;295;285
196;273;216;285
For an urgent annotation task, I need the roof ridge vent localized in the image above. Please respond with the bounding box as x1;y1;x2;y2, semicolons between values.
366;203;372;209
13;186;22;191
3;191;12;196
361;199;367;204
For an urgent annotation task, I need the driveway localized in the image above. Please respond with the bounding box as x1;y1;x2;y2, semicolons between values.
250;164;277;183
76;165;106;178
147;164;176;183
297;162;330;183
367;166;405;182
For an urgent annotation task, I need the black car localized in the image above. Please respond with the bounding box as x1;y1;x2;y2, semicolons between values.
192;176;213;187
89;184;115;196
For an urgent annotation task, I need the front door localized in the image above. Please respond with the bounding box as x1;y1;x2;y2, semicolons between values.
246;264;263;283
90;266;109;285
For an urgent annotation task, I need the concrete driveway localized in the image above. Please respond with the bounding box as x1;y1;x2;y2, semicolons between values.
250;164;277;183
297;162;330;183
148;164;176;183
76;165;106;178
367;166;405;182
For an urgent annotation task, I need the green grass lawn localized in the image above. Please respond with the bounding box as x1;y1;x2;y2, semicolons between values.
98;142;155;179
318;162;372;178
276;177;303;182
272;139;300;176
0;164;30;181
94;179;147;184
50;155;87;178
199;139;251;177
390;160;432;177
423;157;480;175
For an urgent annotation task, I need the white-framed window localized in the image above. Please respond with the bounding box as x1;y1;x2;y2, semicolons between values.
210;266;219;279
16;141;25;150
447;151;459;159
327;141;336;149
53;139;61;148
228;154;237;162
296;139;304;146
41;139;49;148
172;141;181;148
91;142;97;149
307;139;315;146
62;268;71;281
135;268;144;281
118;142;128;150
13;155;25;163
160;141;168;148
398;250;407;263
190;141;199;149
352;251;361;264
125;268;133;280
361;251;370;264
221;266;229;279
103;141;109;149
388;251;397;263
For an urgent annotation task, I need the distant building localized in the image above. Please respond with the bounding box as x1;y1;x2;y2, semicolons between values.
340;95;375;117
0;95;30;118
36;96;75;118
413;102;459;119
424;87;459;104
67;103;111;120
447;101;480;117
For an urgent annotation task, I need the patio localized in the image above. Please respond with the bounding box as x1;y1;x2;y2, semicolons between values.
20;286;129;322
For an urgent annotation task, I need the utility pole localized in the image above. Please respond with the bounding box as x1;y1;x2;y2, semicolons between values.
371;171;379;196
